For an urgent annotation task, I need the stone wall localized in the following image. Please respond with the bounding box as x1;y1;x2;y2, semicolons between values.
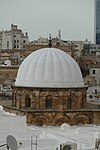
3;106;100;126
26;110;94;126
0;66;18;85
10;86;95;126
26;110;100;126
12;87;87;110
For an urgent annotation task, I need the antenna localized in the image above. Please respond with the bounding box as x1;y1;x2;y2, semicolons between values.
48;34;52;48
58;30;61;40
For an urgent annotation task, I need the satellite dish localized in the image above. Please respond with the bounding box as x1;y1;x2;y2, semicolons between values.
62;145;71;150
6;135;18;150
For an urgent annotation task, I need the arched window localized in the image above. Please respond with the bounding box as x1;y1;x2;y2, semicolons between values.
67;96;72;109
25;94;31;108
45;95;52;109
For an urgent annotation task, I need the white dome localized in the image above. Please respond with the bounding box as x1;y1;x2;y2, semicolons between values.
15;48;84;88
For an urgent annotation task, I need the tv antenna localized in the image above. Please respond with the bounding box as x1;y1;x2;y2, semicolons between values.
48;34;52;48
0;135;22;150
58;29;61;40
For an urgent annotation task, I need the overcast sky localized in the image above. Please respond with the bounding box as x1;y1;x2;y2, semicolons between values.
0;0;94;42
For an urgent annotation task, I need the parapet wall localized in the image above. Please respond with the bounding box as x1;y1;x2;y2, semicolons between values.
3;106;100;126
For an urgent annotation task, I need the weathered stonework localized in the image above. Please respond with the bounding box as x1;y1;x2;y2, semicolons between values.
0;66;18;86
12;87;87;110
26;110;93;126
3;106;100;126
10;86;100;126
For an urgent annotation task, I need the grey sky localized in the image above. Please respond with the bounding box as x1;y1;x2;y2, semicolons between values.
0;0;94;42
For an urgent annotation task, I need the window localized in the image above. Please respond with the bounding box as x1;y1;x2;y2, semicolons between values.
25;94;31;108
17;45;19;48
87;81;90;85
6;73;9;78
17;40;19;43
45;95;52;109
14;45;16;48
45;99;52;109
23;40;26;43
95;89;97;94
7;41;9;49
67;97;72;109
14;40;16;43
23;45;25;48
93;70;95;74
14;93;17;107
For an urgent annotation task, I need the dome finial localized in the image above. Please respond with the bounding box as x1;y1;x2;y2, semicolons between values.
48;34;52;48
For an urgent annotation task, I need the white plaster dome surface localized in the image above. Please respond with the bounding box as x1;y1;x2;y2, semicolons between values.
15;48;84;87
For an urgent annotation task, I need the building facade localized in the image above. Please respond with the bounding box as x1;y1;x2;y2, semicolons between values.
90;65;100;85
0;66;18;99
95;0;100;44
0;24;29;50
89;44;100;53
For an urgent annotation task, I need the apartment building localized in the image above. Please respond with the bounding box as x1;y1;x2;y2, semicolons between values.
90;65;100;86
94;0;100;44
0;24;29;50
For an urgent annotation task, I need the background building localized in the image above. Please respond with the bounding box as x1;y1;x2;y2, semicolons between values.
0;24;29;50
89;64;100;85
94;0;100;44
